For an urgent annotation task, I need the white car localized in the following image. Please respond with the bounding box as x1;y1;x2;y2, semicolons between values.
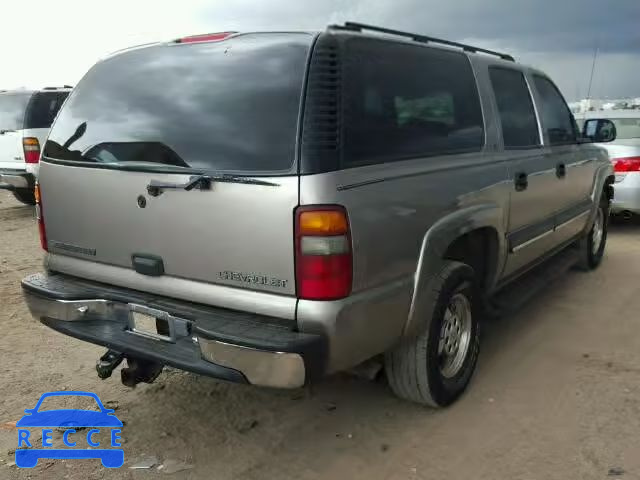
576;110;640;218
0;87;71;204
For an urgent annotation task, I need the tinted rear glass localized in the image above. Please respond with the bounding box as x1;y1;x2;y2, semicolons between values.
24;92;69;129
343;38;484;167
0;93;31;131
44;34;312;174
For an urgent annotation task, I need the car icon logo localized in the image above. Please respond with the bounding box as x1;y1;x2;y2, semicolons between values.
15;391;124;468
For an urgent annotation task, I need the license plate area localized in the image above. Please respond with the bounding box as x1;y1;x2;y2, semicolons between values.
128;305;175;342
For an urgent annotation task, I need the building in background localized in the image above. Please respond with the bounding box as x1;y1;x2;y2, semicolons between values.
570;97;640;114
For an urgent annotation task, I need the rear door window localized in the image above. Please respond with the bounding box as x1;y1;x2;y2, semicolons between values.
489;68;540;148
0;93;31;131
533;76;577;145
44;33;312;174
343;38;484;167
24;92;69;129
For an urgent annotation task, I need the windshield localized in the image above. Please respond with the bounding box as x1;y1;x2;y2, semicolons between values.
43;33;312;174
0;93;31;130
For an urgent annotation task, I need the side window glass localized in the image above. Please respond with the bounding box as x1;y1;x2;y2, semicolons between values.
533;76;577;145
343;39;485;167
395;92;455;127
489;68;540;148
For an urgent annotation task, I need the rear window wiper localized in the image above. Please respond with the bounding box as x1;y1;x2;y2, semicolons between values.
0;129;16;135
146;174;279;197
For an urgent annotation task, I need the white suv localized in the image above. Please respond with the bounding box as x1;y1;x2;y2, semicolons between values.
0;87;71;204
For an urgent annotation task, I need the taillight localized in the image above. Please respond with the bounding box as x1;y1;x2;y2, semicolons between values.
295;206;352;300
613;157;640;172
34;183;48;251
23;137;41;164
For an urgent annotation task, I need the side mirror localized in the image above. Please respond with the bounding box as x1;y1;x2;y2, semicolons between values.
582;119;617;143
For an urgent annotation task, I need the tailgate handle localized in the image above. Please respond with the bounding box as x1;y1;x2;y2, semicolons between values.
147;175;212;197
132;254;165;276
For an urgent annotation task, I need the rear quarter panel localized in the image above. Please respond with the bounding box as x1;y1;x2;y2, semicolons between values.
0;130;24;170
300;154;511;294
297;152;511;371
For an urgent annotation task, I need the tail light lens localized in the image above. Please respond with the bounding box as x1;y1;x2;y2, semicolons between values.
613;157;640;172
34;183;48;251
295;206;352;300
23;137;41;164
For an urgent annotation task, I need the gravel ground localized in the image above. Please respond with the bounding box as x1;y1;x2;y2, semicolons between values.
1;190;640;480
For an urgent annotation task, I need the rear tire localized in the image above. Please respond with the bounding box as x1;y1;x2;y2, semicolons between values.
576;194;609;271
385;261;480;407
12;188;36;205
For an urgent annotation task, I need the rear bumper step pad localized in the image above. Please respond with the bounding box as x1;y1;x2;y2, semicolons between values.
0;170;34;191
22;272;327;388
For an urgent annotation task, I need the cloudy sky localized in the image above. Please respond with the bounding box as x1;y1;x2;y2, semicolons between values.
3;0;639;101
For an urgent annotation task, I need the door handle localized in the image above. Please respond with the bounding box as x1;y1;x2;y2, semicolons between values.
556;163;566;178
514;172;528;191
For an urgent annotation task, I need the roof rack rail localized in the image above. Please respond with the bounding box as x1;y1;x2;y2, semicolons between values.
329;21;515;62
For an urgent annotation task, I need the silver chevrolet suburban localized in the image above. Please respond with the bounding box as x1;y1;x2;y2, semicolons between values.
21;23;617;406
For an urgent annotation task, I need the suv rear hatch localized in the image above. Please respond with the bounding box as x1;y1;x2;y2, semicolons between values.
0;92;31;170
39;33;313;317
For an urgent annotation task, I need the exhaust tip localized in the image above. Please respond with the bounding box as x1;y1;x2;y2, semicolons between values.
621;210;633;220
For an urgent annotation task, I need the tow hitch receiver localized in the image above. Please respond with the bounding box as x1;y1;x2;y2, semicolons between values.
120;357;164;388
96;350;163;387
96;350;124;379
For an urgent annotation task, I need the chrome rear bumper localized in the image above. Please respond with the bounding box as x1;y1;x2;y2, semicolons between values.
612;172;640;214
22;273;326;389
0;170;33;190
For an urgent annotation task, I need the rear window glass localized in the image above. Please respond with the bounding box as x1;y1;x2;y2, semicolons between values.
44;34;311;174
0;93;31;131
24;92;69;129
343;38;484;167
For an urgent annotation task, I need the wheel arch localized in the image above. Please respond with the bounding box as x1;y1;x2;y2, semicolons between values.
584;162;615;234
442;227;500;295
403;204;506;338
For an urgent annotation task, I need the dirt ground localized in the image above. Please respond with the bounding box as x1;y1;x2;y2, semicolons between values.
1;190;640;480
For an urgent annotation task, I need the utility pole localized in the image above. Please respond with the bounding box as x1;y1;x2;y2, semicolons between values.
586;41;599;100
